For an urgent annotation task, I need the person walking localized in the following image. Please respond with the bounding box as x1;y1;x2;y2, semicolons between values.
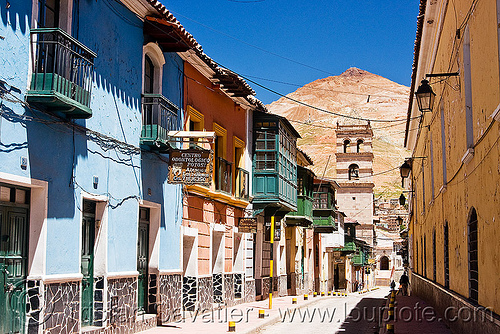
399;271;410;296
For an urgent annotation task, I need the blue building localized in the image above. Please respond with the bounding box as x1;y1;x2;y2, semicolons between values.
0;0;196;332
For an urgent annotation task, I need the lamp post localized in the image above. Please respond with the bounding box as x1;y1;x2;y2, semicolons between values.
400;159;412;187
415;79;436;113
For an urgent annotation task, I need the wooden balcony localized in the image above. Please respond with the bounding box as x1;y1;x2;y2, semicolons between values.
286;196;313;227
26;28;96;118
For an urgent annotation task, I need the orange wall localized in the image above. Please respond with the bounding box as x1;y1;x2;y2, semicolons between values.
184;62;247;163
182;62;247;276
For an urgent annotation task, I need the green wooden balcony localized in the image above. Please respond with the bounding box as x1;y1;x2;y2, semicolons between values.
140;94;179;152
252;112;298;212
26;28;96;118
352;251;368;266
235;167;249;200
312;214;336;233
286;196;313;227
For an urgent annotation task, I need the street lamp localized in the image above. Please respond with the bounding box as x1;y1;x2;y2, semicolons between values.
400;160;412;178
399;194;406;206
396;216;403;226
415;79;436;113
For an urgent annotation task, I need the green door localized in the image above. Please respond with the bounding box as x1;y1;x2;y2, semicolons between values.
0;205;28;334
81;201;95;327
137;208;149;314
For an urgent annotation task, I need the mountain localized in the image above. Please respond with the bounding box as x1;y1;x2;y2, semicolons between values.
266;68;410;198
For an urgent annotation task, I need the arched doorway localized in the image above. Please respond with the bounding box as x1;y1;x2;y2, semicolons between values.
380;256;390;270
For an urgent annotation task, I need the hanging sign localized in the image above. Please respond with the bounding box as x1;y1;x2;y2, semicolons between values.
264;219;281;242
168;149;213;186
238;217;258;233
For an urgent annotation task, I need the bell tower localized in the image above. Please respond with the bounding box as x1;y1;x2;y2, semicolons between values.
335;122;375;247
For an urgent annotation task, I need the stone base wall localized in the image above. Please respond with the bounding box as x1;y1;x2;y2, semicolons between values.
43;281;80;334
213;273;223;304
244;279;255;303
157;274;182;324
278;275;287;297
295;273;305;296
412;273;500;334
234;274;243;302
107;277;137;332
182;276;197;311
27;279;42;334
223;274;235;307
260;277;271;300
93;277;105;327
198;276;213;312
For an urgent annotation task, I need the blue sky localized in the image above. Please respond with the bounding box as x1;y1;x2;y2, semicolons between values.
162;0;420;104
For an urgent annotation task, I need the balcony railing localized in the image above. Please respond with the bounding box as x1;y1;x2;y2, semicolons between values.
141;94;179;151
27;28;96;118
235;168;249;200
215;157;232;193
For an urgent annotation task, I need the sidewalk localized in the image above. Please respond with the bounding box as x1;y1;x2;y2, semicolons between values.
140;292;350;334
381;292;452;334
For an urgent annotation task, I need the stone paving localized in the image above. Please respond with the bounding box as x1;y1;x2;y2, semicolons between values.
139;289;385;334
380;292;452;334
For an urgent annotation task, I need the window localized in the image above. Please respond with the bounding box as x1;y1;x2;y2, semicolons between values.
440;102;448;186
213;123;230;193
348;164;359;180
36;0;75;33
423;235;427;277
38;0;59;28
468;208;478;304
343;139;350;153
430;139;435;200
356;139;363;153
144;55;154;94
255;130;276;170
416;239;419;274
463;26;474;149
233;136;247;198
444;222;449;288
142;43;165;95
421;160;425;213
432;229;436;281
186;106;204;149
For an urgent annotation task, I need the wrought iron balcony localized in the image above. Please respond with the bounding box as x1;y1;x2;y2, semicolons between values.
215;157;232;194
26;28;96;118
235;167;249;200
140;94;179;151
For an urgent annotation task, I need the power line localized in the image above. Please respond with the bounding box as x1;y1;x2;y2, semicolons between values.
118;4;417;124
168;9;336;77
241;74;408;100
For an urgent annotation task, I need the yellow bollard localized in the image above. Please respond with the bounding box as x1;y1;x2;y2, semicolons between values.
328;291;331;296
388;309;394;320
304;294;308;300
321;292;325;297
228;321;235;332
313;292;317;297
292;297;297;304
258;309;265;319
386;323;394;334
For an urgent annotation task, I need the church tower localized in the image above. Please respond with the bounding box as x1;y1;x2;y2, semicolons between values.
335;122;375;247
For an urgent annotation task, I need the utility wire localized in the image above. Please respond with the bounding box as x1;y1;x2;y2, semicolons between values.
241;74;408;100
134;9;417;124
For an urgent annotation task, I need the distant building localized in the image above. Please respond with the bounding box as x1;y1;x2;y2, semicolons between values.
335;122;375;247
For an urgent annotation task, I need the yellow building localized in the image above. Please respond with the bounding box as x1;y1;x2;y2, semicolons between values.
405;0;500;332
